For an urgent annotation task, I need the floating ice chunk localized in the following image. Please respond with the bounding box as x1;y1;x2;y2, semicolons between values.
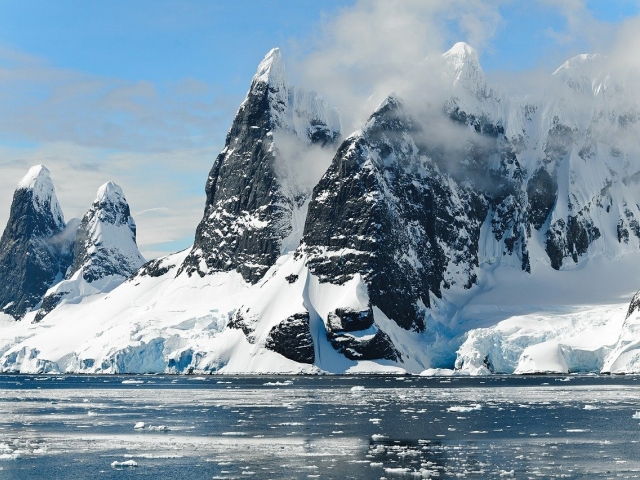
371;434;388;441
122;380;144;385
111;460;137;468
87;411;98;416
134;422;145;429
370;462;383;467
583;405;599;410
566;429;589;432
632;412;640;419
447;404;482;413
0;453;20;460
263;381;293;386
350;386;365;392
148;425;169;431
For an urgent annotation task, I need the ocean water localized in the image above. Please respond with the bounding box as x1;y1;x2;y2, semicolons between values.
1;374;640;479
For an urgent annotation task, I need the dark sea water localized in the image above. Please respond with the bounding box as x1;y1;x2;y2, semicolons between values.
1;374;640;479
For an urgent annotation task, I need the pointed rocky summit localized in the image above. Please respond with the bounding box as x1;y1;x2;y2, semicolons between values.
0;165;74;319
178;48;341;283
35;181;145;322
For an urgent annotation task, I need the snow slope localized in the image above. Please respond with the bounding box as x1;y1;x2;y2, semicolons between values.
0;249;422;374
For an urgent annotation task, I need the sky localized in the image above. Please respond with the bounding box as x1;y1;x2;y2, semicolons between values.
0;0;639;259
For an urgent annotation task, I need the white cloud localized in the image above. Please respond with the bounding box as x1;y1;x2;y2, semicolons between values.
291;0;506;133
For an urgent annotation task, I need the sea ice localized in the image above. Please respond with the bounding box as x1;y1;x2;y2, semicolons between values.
111;460;137;468
148;425;169;431
447;404;482;412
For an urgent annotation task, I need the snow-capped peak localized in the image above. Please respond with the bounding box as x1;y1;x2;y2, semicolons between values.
443;42;479;65
17;165;55;202
96;181;125;205
551;53;611;95
441;42;487;95
252;47;287;88
15;164;64;227
552;53;603;76
65;181;144;283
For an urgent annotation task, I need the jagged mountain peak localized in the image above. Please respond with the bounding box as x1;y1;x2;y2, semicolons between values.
178;48;341;283
17;164;51;189
553;53;603;75
33;181;145;322
0;165;71;319
252;47;287;88
16;164;64;228
96;181;125;204
443;42;479;63
551;53;612;95
442;42;483;82
66;181;143;282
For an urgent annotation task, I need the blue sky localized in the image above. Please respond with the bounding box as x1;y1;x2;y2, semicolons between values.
0;0;638;258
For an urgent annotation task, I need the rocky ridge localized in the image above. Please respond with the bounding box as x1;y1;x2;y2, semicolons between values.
178;48;341;283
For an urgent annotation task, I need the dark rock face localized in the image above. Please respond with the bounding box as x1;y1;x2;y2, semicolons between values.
527;168;557;230
33;292;66;323
329;329;399;361
137;255;179;278
264;312;315;364
326;307;400;361
301;97;489;331
327;308;374;332
0;167;73;319
179;49;339;284
627;291;640;319
227;308;258;343
546;215;601;270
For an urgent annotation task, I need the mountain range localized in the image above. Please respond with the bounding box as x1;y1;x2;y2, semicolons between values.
1;44;640;375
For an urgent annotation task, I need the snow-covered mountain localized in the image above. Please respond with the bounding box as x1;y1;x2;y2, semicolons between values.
34;182;145;322
0;166;75;319
178;48;340;283
2;44;640;374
